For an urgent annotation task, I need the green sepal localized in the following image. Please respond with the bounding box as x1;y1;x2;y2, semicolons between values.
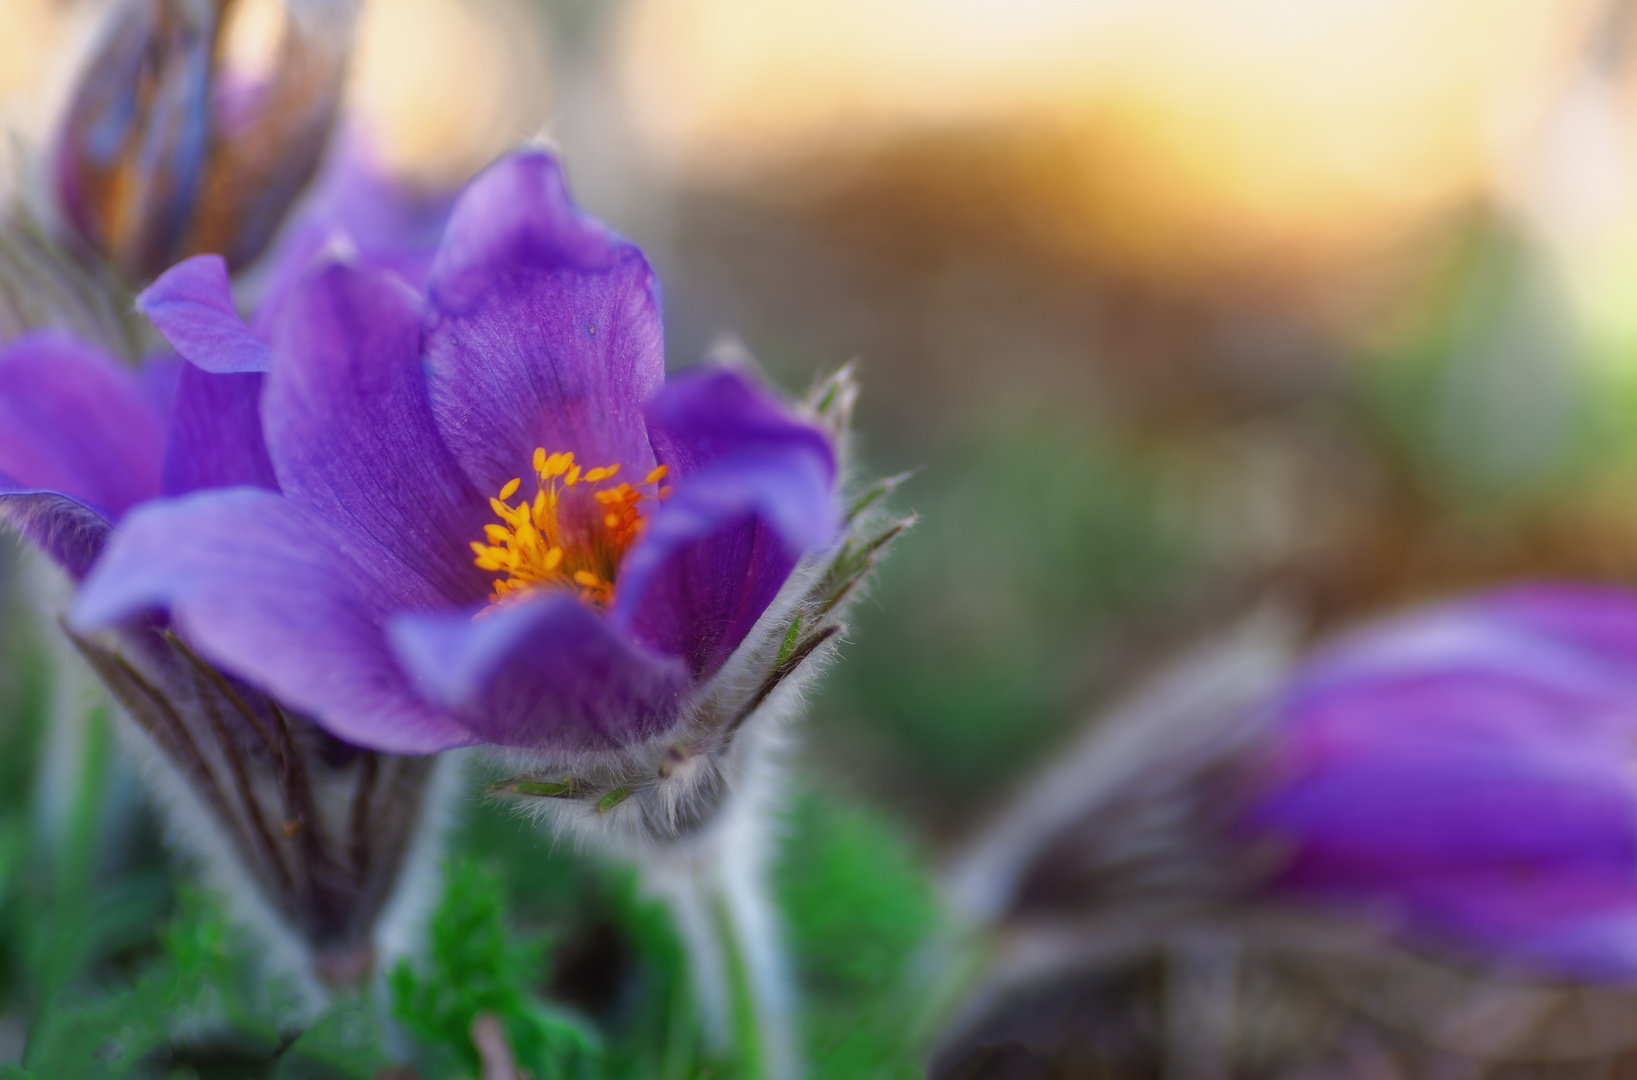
776;614;805;668
597;784;635;813
506;779;583;799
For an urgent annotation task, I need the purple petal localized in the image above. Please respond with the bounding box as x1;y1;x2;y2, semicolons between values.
1243;584;1637;978
616;460;825;679
645;366;835;483
136;353;183;422
0;331;165;518
1296;588;1637;702
389;594;689;751
161;365;277;495
1472;583;1637;672
70;487;478;754
264;257;491;608
1285;585;1637;755
424;150;663;495
1402;879;1637;980
428;149;633;311
1250;741;1637;977
1253;743;1635;875
252;134;454;332
136;255;272;373
0;486;114;580
615;368;838;678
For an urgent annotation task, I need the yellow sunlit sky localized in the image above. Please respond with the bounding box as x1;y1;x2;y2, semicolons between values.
6;0;1637;327
618;0;1600;291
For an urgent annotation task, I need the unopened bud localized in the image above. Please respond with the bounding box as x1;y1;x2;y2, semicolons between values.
55;0;357;281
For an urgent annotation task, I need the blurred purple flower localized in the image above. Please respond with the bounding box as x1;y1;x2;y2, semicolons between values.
1243;584;1637;978
70;148;844;762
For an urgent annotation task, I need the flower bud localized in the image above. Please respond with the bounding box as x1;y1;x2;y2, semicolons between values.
938;586;1637;1075
69;623;454;1000
54;0;357;281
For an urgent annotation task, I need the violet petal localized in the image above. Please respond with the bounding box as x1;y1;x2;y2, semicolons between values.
616;368;837;679
0;485;114;581
253;135;454;332
137;255;272;373
161;366;278;495
263;257;491;609
1246;584;1637;978
1251;737;1637;978
424;150;663;495
389;594;690;750
70;487;478;754
0;331;165;518
646;366;835;481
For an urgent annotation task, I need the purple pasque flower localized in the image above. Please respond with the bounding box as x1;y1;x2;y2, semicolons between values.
1241;584;1637;979
0;157;458;994
0;330;443;995
73;148;903;840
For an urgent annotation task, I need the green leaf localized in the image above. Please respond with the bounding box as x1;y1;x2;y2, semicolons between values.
272;1000;390;1079
22;886;285;1077
776;787;942;1079
390;856;604;1080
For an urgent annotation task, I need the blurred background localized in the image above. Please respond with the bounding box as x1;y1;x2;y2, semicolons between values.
9;0;1637;1074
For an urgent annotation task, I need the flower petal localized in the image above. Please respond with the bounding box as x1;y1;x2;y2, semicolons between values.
1246;584;1637;978
70;487;477;754
616;368;837;678
161;366;277;495
389;594;690;751
0;486;113;580
264;257;491;608
424;150;663;494
428;149;632;311
0;331;165;518
644;366;835;483
137;353;184;422
252;135;454;331
1249;735;1637;978
136;255;272;373
1286;585;1637;756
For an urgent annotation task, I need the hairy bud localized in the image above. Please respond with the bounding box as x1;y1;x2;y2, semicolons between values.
67;620;452;1001
938;586;1637;1076
55;0;357;281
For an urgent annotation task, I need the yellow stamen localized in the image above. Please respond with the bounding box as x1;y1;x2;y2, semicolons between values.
471;448;671;609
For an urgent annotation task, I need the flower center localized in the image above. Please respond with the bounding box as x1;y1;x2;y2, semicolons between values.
470;449;670;608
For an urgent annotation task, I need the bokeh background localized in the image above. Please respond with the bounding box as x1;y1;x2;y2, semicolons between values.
8;0;1637;1074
